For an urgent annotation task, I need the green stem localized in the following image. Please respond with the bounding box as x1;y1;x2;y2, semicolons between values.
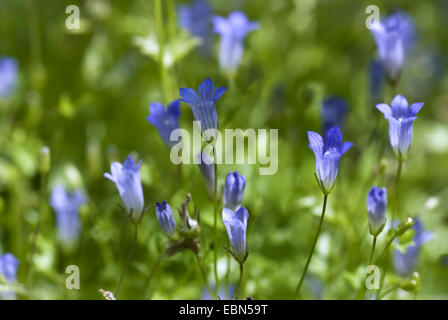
212;143;219;292
393;159;403;222
196;254;216;300
358;235;378;299
294;193;328;297
142;249;166;299
379;285;399;300
115;223;138;298
232;263;244;300
154;0;170;101
376;235;396;264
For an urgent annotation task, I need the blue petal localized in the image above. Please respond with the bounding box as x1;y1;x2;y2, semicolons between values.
376;103;392;118
167;100;181;118
214;86;227;101
324;126;342;150
408;102;423;117
198;78;214;101
307;131;323;156
179;88;199;104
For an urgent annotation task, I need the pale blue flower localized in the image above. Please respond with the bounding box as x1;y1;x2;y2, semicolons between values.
155;201;176;236
223;171;246;211
366;186;387;236
0;57;18;99
147;100;181;148
222;207;249;262
0;253;19;299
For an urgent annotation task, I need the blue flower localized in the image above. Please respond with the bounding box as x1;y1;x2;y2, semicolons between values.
366;186;387;236
0;253;19;299
0;57;18;99
178;0;212;52
369;60;385;103
213;11;259;75
370;11;415;84
376;94;423;160
307;127;353;194
179;78;226;133
104;155;145;221
223;171;246;211
155;201;177;236
198;151;215;197
222;207;249;262
202;284;235;300
393;218;433;277
50;186;86;246
147;100;181;148
322;97;348;135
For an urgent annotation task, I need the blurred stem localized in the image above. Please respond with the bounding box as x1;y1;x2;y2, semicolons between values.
376;235;396;264
115;223;138;298
232;262;244;300
294;193;328;297
142;249;166;299
196;253;216;300
358;235;377;299
212;143;219;293
379;285;399;300
154;0;171;101
393;159;403;222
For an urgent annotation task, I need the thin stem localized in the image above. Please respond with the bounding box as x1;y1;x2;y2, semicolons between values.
232;263;244;300
376;235;396;264
393;159;403;222
115;223;138;297
358;235;378;299
294;193;328;297
142;250;166;299
379;285;399;300
154;0;170;101
213;143;219;292
196;254;216;300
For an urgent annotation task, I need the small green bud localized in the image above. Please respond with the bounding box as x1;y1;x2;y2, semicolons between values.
394;217;414;237
400;279;417;291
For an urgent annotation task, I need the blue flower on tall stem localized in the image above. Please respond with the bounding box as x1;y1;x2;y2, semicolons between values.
222;207;249;262
0;57;18;99
178;0;212;52
147;100;181;148
223;171;246;212
366;186;387;236
376;94;423;160
50;186;86;247
213;11;259;76
179;78;226;134
104;155;145;222
322;97;348;135
370;11;415;84
0;253;19;299
155;201;177;236
307;126;353;194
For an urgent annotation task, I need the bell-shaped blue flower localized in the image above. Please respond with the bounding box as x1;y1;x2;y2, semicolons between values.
147;100;181;148
213;11;259;75
307;127;353;194
0;253;19;299
223;171;246;211
178;0;212;52
0;57;18;99
366;186;387;236
369;60;385;104
370;11;415;84
393;218;433;277
50;186;86;247
322;97;348;135
179;78;226;133
376;94;423;160
155;201;176;236
104;155;145;221
222;207;249;262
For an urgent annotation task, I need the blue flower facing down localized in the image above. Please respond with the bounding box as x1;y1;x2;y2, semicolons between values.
222;207;249;262
223;171;246;212
369;60;385;104
376;94;423;160
50;186;86;247
147;100;181;148
370;11;415;84
322;97;348;135
307;127;353;194
104;155;145;221
155;201;176;236
393;218;433;277
0;253;19;299
198;151;215;197
366;186;387;236
0;57;18;99
178;0;212;52
179;78;226;134
213;11;259;75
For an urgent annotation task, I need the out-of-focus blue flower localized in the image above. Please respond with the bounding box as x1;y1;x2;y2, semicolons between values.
0;253;19;299
104;155;145;221
369;60;385;103
198;151;215;197
178;0;212;52
155;201;176;236
366;186;387;236
321;97;348;135
394;218;433;277
0;57;18;99
213;11;259;75
50;186;86;246
307;127;353;194
370;11;415;84
222;207;249;262
223;171;246;211
202;284;235;300
179;78;226;134
376;94;423;160
147;100;181;148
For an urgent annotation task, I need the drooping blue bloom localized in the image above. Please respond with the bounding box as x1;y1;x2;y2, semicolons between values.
370;11;415;84
155;201;177;236
147;100;181;148
376;94;423;160
50;186;86;246
222;207;249;262
0;253;19;299
369;60;385;104
179;78;226;134
366;186;387;236
223;171;246;211
198;151;215;197
0;57;18;99
321;97;348;135
178;0;212;52
307;127;353;194
213;11;259;75
104;155;145;221
393;218;433;277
